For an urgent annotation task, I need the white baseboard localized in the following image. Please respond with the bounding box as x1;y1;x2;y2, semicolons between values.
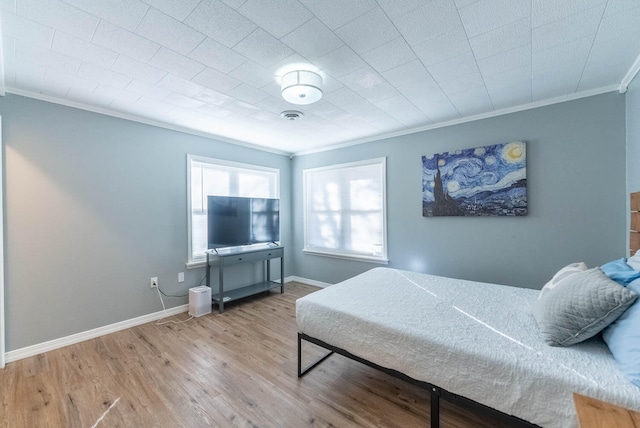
286;275;332;288
4;277;330;364
5;304;188;363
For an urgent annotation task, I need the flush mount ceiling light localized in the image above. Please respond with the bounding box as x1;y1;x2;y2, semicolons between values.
281;70;323;105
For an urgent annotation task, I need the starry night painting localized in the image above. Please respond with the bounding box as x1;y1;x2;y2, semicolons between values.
422;141;527;217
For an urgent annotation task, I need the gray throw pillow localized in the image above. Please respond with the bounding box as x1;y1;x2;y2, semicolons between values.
538;262;587;300
533;267;637;346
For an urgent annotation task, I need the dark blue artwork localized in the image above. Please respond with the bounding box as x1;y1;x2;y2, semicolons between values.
422;142;527;217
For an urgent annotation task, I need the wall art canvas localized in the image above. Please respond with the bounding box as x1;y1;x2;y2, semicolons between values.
422;141;527;217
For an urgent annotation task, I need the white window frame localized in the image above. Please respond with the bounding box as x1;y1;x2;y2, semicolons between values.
0;116;4;368
303;157;388;264
186;154;280;268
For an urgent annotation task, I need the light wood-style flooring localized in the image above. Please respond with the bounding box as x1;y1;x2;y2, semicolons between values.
0;282;514;427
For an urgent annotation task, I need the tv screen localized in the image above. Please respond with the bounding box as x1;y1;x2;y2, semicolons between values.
207;196;280;249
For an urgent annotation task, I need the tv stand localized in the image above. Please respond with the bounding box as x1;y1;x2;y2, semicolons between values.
205;245;284;313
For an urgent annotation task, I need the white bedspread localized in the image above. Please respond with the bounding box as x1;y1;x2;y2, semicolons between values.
296;267;640;428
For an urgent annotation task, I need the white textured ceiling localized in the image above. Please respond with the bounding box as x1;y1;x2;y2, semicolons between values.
1;0;639;155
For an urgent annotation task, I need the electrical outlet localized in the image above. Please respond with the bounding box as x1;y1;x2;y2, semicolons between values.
150;277;158;288
178;272;184;283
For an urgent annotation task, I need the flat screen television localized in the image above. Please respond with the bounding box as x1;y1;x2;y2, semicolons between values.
207;196;280;249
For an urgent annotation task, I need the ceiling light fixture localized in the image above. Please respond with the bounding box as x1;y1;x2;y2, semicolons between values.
281;70;323;105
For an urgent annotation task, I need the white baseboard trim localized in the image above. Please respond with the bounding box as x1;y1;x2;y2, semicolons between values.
4;278;329;364
286;275;332;288
5;304;188;364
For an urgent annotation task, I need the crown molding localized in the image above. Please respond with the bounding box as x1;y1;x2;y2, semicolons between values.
292;85;620;156
3;83;624;159
620;53;640;94
4;88;291;156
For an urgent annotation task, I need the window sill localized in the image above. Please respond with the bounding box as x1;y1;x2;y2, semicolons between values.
186;260;207;269
302;249;389;264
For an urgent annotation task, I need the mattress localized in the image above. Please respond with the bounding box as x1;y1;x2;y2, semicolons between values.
296;267;640;428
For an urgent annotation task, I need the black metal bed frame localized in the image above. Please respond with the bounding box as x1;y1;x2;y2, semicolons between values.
297;332;541;428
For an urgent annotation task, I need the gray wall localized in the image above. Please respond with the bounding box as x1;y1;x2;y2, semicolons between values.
0;90;630;352
292;92;628;289
0;94;292;351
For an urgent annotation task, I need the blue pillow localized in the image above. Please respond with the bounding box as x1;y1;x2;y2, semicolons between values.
601;258;640;286
602;278;640;387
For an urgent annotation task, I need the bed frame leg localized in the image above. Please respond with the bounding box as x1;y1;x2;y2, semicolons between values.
298;333;334;378
297;333;539;428
298;333;302;376
430;387;440;428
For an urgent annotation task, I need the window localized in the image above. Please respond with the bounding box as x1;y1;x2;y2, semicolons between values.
187;155;279;265
303;158;387;263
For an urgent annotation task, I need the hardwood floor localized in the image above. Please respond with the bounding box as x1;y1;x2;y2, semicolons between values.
0;283;515;428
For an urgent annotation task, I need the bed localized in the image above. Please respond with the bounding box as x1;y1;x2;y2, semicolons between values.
296;266;640;428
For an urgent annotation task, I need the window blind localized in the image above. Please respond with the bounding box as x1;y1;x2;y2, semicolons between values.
303;158;387;262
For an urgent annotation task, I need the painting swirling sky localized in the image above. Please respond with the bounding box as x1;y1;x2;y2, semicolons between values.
422;142;526;202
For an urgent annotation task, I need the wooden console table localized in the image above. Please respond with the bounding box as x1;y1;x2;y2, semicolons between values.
206;245;284;313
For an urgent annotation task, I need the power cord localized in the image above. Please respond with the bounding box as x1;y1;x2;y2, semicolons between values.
155;285;193;326
157;273;206;297
158;288;188;298
154;274;208;325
